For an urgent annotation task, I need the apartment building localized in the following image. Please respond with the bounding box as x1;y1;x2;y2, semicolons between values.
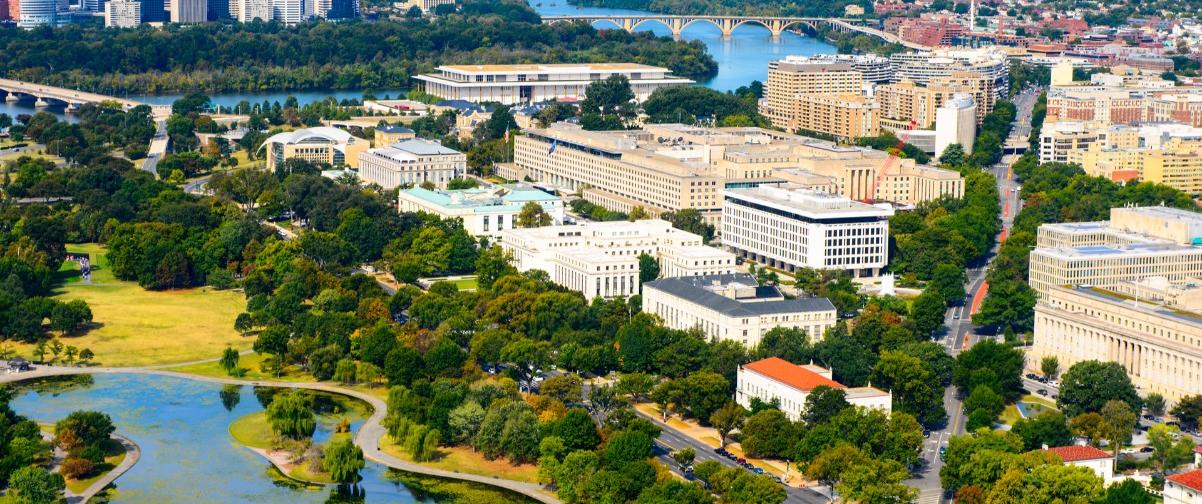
169;0;204;22
1029;206;1202;297
260;127;368;174
721;186;893;277
414;63;692;105
1038;121;1107;164
771;54;893;83
357;139;466;190
396;183;564;239
104;0;140;26
767;94;880;141
762;61;866;130
889;48;1009;100
736;357;892;422
499;220;736;299
643;273;837;347
1046;86;1202;127
1069;124;1202;194
875;71;995;130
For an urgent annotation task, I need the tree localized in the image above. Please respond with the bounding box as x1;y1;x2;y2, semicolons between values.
616;373;656;403
540;374;583;404
555;408;601;452
1099;479;1156;504
581;75;636;129
1010;411;1072;451
635;480;714;504
802;385;849;426
554;450;599;503
726;473;787;504
322;438;364;483
964;384;1005;426
805;444;869;491
517;201;552;228
49;299;92;335
1170;394;1202;431
1040;356;1059;380
1100;400;1137;454
939;143;966;167
871;351;946;425
671;447;696;472
740;409;797;459
333;358;357;384
1057;360;1141;417
54;410;115;452
910;289;946;339
953;340;1025;401
1069;413;1108;447
676;371;729;423
709;402;746;448
8;467;65;504
638;254;660;284
266;391;316;439
1145;393;1166;417
1146;423;1196;475
220;346;240;375
928;263;967;305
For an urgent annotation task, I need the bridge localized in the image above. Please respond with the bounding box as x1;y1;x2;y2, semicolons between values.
0;78;172;118
541;15;930;49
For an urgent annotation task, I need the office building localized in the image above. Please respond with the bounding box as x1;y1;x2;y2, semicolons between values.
1041;446;1115;485
271;0;303;24
235;0;268;20
1069;124;1202;194
322;0;354;19
767;94;880;141
773;147;963;204
169;0;204;22
499;220;736;299
735;357;892;422
1038;121;1106;164
1029;206;1202;297
771;54;892;83
722;186;893;277
373;125;416;146
1167;469;1202;504
205;0;226;20
643;273;837;347
889;48;1009;100
104;0;140;26
1046;86;1202;128
357;139;466;190
138;0;164;21
400;0;450;12
875;71;995;130
1;0;10;21
935;94;976;159
414;64;692;106
260;127;369;174
16;0;55;27
396;183;563;239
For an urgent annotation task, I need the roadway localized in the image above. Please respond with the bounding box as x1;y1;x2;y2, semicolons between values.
142;119;168;178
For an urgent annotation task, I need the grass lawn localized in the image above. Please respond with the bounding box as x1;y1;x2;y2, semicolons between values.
229;412;275;450
0;150;64;165
229;150;263;170
381;435;539;484
167;352;316;383
1000;404;1022;426
1023;394;1060;411
423;276;478;291
65;438;127;494
24;243;252;367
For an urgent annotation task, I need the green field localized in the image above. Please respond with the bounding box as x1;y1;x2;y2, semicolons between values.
167;352;316;382
229;412;275;450
25;243;252;367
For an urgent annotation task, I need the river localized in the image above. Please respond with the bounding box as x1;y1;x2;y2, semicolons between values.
0;0;834;120
9;374;532;503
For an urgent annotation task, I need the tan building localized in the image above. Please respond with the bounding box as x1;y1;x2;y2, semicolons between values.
1046;86;1202;127
1066;124;1202;194
401;0;452;13
771;94;880;141
259;127;369;173
775;146;964;204
373;125;415;146
876;71;995;130
763;61;865;128
357;139;466;190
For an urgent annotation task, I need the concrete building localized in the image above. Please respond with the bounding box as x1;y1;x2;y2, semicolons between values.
721;186;893;277
1046;86;1202;128
259;127;368;174
1038;121;1107;164
400;0;451;12
270;0;302;24
643;273;837;347
169;0;204;22
774;147;963;204
763;60;866;122
235;0;269;20
935;94;976;159
373;125;415;146
1041;446;1115;485
357;139;466;190
771;54;893;84
875;71;995;130
104;0;140;26
1029;206;1202;297
414;63;692;106
889;48;1009;100
1166;469;1202;504
16;0;55;27
735;357;892;422
499;220;736;299
396;183;563;239
1069;124;1202;194
773;94;881;141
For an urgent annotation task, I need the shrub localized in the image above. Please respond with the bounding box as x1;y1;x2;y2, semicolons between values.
61;458;95;479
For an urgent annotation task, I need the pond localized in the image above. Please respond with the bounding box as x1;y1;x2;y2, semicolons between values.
10;374;526;503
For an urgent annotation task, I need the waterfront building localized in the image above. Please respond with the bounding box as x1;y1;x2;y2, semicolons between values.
1168;469;1202;504
771;54;892;84
1041;446;1115;485
768;94;880;141
259;127;368;174
16;0;54;27
104;0;140;26
169;0;204;23
357;139;466;190
735;357;892;422
499;220;735;299
935;94;976;159
396;183;563;239
721;186;893;277
643;273;837;347
1029;206;1202;297
414;63;692;106
889;48;1009;100
373;125;416;146
875;71;995;130
764;60;866;109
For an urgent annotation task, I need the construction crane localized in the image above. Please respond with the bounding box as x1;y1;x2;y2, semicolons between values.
862;118;919;203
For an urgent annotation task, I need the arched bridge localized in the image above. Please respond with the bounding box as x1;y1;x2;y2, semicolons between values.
542;15;930;49
0;78;172;118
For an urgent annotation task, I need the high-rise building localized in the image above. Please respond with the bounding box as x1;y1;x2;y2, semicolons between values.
138;0;164;22
169;0;204;22
321;0;353;18
104;0;139;26
876;71;995;131
236;0;269;21
935;94;976;159
16;0;55;27
0;0;10;20
889;48;1009;100
205;0;226;19
783;94;880;141
761;60;866;134
771;54;893;84
270;0;303;24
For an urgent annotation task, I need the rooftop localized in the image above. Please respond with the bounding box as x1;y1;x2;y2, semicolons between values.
723;186;895;220
1043;445;1113;462
373;139;463;158
645;273;836;318
436;63;668;74
1168;469;1202;492
400;184;559;212
741;357;845;392
262;126;357;146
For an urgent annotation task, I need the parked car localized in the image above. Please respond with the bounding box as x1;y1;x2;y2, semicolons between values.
923;430;931;438
753;467;765;475
1026;373;1038;380
737;458;747;465
938;446;947;461
1036;389;1048;396
1140;446;1155;453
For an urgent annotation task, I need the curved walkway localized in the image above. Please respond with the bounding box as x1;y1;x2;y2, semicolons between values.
0;366;558;504
67;434;140;504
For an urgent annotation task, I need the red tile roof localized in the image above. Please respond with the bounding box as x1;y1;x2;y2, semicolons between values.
1044;445;1113;462
1168;469;1202;492
741;357;845;392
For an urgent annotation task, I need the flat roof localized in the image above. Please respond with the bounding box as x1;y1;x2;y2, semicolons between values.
1035;242;1202;259
436;63;668;74
724;186;894;220
645;273;836;318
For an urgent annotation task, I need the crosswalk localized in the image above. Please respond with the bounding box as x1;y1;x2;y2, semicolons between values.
916;487;944;504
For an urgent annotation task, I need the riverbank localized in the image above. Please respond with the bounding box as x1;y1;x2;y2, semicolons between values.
1;366;559;504
66;434;141;504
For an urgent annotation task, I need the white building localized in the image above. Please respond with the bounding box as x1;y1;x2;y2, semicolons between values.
643;273;837;347
414;63;693;106
735;357;892;422
935;94;976;159
774;54;893;84
271;0;303;24
1166;469;1202;504
499;220;735;299
396;183;564;239
721;186;893;278
236;0;271;20
104;0;141;26
889;47;1009;100
17;0;56;27
358;139;466;190
1042;446;1115;485
170;0;205;22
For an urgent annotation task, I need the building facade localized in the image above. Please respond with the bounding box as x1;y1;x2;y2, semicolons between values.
499;220;736;299
770;54;892;83
767;94;880;141
722;186;893;277
876;71;995;130
104;0;140;26
889;48;1009;100
16;0;55;27
1041;446;1115;485
169;0;204;22
935;94;976;159
735;357;891;422
643;273;837;347
414;64;692;106
1167;469;1202;504
357;139;466;190
762;60;866;132
259;127;368;174
396;184;564;239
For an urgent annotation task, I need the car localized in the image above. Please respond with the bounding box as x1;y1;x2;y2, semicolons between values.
1050;394;1058;400
684;465;694;474
1036;389;1048;396
953;313;960;319
737;458;747;465
1140;446;1155;453
923;430;931;438
753;467;765;475
1026;373;1038;380
714;447;726;455
938;447;947;461
1144;414;1156;421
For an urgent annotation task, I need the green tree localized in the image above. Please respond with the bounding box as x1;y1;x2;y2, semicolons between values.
939;143;966;167
580;75;636;129
220;346;240;375
517;201;552;228
1170;394;1202;431
554;450;599;503
802;385;848;426
709;402;745;448
322;438;364;483
555;408;601;452
1100;400;1137;454
1010;411;1072;451
638;254;660;284
871;350;946;425
726;473;787;504
1069;412;1108;447
266;391;316;440
8;466;65;504
1040;356;1059;380
1099;479;1156;504
635;480;714;504
928;263;967;305
676;371;729;423
1058;360;1141;417
54;410;115;452
1146;423;1196;475
953;340;1025;401
1144;393;1166;417
910;289;946;338
740;409;797;459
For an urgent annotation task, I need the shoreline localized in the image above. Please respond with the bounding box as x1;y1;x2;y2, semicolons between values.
1;366;560;504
